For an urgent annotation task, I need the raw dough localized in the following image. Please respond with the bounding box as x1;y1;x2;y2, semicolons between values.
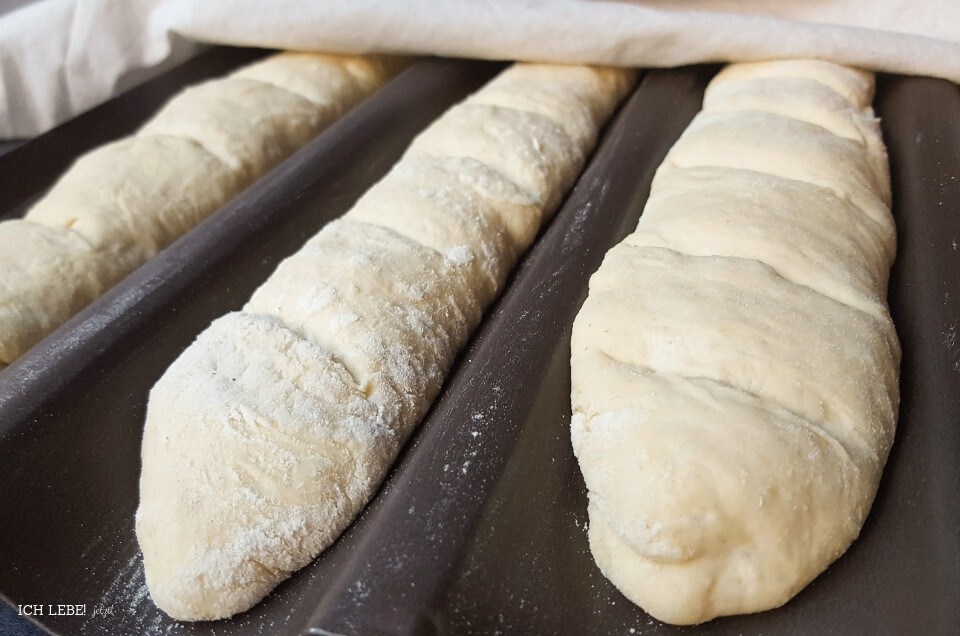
0;52;401;369
571;60;899;624
136;62;635;621
0;221;129;366
27;136;245;262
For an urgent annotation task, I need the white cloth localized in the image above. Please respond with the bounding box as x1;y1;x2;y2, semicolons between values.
2;0;959;138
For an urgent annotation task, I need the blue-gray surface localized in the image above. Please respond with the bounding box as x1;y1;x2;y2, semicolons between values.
0;600;47;636
0;139;25;156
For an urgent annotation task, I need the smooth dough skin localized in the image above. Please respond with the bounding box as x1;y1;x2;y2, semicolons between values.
0;52;402;369
136;63;635;621
571;60;900;625
0;221;131;366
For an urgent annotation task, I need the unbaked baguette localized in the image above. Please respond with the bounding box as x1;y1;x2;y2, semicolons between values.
571;60;900;624
0;53;403;369
136;63;635;621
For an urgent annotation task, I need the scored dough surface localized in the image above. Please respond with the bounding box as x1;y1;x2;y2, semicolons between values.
27;135;244;261
571;60;899;625
0;51;401;369
136;62;635;620
0;221;130;365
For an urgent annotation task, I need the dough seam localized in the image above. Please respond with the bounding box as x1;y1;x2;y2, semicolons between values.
589;348;868;462
621;238;888;320
223;75;350;112
701;106;871;148
132;132;237;173
662;158;891;237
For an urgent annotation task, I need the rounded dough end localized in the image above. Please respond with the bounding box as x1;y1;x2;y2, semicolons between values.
137;312;393;620
588;509;798;626
573;376;867;624
138;543;283;622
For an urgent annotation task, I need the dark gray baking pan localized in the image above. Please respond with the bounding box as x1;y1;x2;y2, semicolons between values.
427;74;960;635
1;56;958;636
305;72;960;636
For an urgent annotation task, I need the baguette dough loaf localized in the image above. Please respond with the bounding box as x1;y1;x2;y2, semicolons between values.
0;52;401;369
136;62;635;621
571;60;899;624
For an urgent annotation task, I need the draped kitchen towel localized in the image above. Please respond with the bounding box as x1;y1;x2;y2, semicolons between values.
2;0;959;138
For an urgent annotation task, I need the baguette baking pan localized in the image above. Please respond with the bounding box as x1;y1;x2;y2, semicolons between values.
0;47;957;635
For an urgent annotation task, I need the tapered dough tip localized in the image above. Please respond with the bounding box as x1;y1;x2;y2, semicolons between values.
138;546;282;621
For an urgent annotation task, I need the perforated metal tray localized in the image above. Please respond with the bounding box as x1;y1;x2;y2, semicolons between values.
0;50;957;636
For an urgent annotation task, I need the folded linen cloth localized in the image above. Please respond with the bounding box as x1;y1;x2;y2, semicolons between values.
2;0;959;138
